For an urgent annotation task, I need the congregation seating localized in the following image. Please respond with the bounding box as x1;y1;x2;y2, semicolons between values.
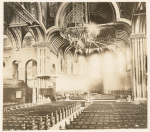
3;103;34;111
3;101;81;130
65;101;147;129
3;99;147;130
3;102;18;106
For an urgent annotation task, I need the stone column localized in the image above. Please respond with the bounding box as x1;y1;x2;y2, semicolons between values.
32;87;36;103
35;42;51;100
131;34;147;100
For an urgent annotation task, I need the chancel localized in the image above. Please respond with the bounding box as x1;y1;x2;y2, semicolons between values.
3;2;147;130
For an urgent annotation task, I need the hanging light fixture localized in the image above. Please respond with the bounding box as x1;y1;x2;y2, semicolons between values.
60;2;100;53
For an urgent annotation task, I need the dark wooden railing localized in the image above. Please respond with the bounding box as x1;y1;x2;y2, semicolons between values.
3;79;25;87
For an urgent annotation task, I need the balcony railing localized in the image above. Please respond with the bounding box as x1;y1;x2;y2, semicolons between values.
3;79;25;87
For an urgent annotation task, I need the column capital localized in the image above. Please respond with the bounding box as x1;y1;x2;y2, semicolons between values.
34;42;50;49
130;33;146;39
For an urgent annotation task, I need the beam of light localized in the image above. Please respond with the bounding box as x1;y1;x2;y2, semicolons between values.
56;73;90;92
78;55;85;75
116;51;126;72
127;48;131;70
56;72;103;93
102;51;116;74
88;54;102;77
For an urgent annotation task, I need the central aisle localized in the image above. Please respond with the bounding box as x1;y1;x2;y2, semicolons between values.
50;107;85;130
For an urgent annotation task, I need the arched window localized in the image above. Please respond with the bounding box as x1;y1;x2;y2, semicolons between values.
25;59;37;87
52;64;56;74
12;60;19;79
26;60;37;80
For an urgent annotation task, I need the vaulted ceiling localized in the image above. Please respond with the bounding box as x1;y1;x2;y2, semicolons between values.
3;2;146;56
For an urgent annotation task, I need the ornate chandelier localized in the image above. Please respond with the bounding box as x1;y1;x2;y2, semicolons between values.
60;2;100;53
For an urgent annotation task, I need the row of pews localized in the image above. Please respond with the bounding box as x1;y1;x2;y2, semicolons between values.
65;101;147;129
3;101;81;130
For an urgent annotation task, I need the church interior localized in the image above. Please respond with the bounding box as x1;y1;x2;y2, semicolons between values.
3;2;147;130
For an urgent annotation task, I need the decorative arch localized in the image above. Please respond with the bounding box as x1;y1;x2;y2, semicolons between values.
8;28;19;49
11;27;22;48
25;59;37;85
22;32;36;48
90;49;100;55
23;26;45;43
46;26;59;35
64;46;73;57
23;27;36;41
35;27;45;41
55;2;131;28
101;46;114;54
47;31;69;55
46;2;132;57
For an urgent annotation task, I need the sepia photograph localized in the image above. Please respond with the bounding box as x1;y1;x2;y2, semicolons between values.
2;1;147;130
